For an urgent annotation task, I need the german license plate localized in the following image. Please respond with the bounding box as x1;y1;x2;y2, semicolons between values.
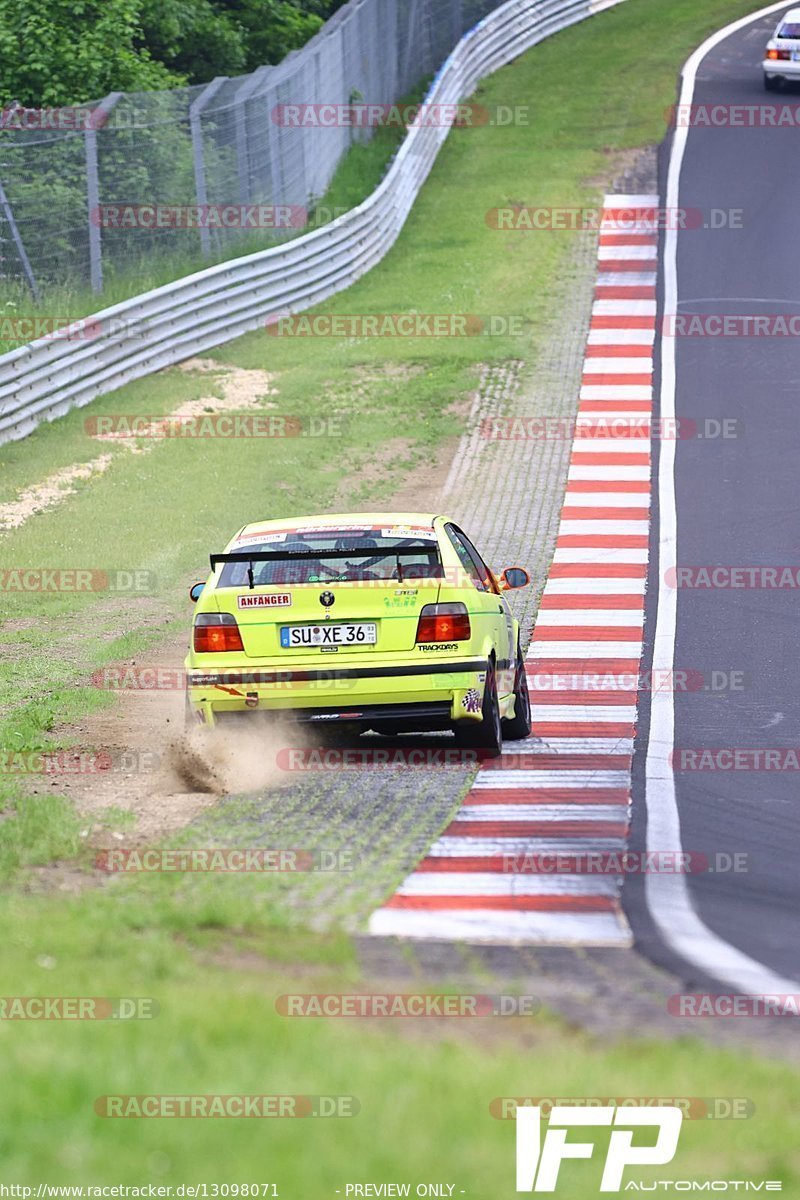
280;622;377;648
793;51;800;60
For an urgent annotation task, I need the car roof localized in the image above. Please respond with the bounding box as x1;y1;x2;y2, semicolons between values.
232;512;445;541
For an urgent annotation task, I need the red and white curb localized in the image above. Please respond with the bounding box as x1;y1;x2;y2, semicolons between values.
369;194;657;944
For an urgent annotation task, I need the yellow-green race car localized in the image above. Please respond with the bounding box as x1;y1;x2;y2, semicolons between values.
185;512;531;756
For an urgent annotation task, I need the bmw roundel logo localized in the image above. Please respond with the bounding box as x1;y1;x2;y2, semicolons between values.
319;591;335;608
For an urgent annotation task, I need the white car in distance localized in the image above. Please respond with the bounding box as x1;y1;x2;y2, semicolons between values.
764;8;800;89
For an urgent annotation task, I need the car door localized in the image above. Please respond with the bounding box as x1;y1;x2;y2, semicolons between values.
445;524;513;694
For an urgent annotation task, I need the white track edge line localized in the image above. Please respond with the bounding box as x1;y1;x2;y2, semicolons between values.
644;0;800;995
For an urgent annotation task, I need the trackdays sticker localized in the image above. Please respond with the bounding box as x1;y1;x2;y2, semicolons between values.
381;525;435;539
233;531;288;545
238;593;292;608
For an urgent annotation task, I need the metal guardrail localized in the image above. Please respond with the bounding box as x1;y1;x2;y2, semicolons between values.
0;0;627;446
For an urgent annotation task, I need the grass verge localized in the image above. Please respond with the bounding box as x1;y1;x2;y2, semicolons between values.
0;898;798;1188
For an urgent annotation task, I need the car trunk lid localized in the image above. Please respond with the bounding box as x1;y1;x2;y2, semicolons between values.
209;523;443;659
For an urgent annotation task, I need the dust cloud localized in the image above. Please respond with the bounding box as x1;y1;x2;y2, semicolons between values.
168;715;309;795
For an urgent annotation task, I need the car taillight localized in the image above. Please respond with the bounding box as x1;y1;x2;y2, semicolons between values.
767;47;791;59
415;602;471;643
193;613;244;653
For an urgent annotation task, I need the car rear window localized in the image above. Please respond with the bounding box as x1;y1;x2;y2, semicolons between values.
217;527;442;586
778;21;800;36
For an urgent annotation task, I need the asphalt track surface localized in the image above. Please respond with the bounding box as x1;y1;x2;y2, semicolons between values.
631;6;800;988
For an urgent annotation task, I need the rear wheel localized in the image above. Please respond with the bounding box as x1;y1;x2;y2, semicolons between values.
502;641;532;740
453;660;503;759
764;73;780;91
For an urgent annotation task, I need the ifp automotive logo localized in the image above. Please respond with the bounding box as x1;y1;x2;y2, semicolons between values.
515;1104;683;1192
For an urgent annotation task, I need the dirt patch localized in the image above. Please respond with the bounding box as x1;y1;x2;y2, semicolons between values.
23;863;104;897
391;391;480;512
391;436;463;512
1;361;282;535
90;359;281;451
46;665;215;841
0;455;113;532
353;363;426;383
586;144;658;195
173;357;279;414
330;423;477;512
52;630;305;851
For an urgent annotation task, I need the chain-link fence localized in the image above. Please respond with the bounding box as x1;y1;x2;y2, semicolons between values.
0;0;506;297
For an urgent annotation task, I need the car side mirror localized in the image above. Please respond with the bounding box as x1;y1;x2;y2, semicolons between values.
189;582;205;602
498;566;530;591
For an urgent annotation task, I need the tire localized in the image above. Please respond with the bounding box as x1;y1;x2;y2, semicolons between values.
453;660;503;759
764;73;780;91
502;641;532;740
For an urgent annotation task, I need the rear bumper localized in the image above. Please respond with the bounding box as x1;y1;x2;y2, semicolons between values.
185;658;489;729
763;59;800;77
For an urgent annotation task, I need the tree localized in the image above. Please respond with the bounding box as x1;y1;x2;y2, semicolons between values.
137;0;250;82
0;0;183;106
219;0;323;73
0;0;351;106
138;0;329;82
